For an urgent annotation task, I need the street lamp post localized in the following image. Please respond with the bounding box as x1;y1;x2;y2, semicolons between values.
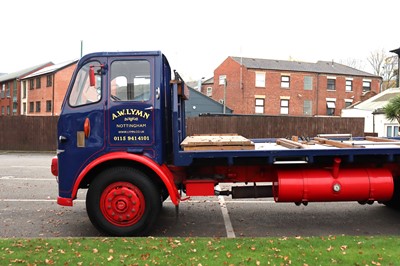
389;47;400;88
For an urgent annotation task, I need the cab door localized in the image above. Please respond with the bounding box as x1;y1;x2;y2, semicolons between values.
107;56;160;163
57;58;106;199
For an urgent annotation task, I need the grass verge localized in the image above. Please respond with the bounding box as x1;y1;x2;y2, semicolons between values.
1;235;399;265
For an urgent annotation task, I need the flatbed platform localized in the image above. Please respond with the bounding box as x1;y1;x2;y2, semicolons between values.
176;134;400;166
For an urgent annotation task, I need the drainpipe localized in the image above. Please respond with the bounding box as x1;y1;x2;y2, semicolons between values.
52;73;55;116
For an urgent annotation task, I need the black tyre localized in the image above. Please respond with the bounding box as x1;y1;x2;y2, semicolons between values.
86;167;161;236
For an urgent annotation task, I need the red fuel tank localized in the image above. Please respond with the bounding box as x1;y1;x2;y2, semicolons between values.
274;168;393;203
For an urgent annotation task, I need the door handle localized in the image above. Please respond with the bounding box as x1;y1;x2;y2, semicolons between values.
59;135;68;143
156;87;160;99
145;106;154;110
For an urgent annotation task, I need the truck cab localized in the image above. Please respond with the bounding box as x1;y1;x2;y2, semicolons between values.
54;51;179;235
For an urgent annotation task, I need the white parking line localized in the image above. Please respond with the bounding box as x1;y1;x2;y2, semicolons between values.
218;195;236;238
0;199;85;203
0;166;49;169
0;177;54;181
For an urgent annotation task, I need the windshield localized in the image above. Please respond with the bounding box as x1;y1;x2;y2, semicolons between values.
69;61;102;107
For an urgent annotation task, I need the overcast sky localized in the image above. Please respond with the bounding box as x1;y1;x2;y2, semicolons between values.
1;0;400;80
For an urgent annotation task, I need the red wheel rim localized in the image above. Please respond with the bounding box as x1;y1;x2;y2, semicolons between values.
100;182;145;227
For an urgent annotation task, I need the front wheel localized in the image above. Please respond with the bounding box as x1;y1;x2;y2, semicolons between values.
86;167;161;236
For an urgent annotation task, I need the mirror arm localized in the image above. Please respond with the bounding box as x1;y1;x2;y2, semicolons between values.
89;64;105;87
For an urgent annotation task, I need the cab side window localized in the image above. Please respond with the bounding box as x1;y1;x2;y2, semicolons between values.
110;60;150;102
69;62;102;107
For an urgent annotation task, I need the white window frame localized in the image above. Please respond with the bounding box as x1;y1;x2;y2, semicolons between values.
327;77;336;91
345;79;353;92
326;101;336;115
219;75;227;85
386;124;399;137
255;98;265;114
363;79;371;91
304;76;313;90
255;72;265;87
281;75;290;88
303;100;312;115
344;99;353;108
206;87;212;97
280;99;289;115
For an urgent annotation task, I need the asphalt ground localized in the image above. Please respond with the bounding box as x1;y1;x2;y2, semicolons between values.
1;152;400;238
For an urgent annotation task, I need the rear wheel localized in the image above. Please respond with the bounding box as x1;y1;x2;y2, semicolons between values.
86;167;161;236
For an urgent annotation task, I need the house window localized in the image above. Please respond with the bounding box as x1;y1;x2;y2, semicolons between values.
280;99;289;115
255;72;265;87
304;76;313;90
303;100;312;115
7;106;10;115
219;75;226;85
363;80;371;91
36;77;41;89
13;102;17;115
22;81;27;99
47;75;53;87
255;98;265;114
6;82;10;97
346;79;353;92
46;100;52;112
30;79;35;90
206;87;212;97
1;106;4;115
345;99;353;108
281;75;290;88
13;80;17;100
29;102;34;113
23;103;26;115
36;101;41;112
326;101;336;115
327;78;336;90
1;84;4;98
386;125;399;137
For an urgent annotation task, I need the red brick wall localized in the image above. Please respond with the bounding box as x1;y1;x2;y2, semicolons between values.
27;63;76;116
210;57;381;116
53;64;76;115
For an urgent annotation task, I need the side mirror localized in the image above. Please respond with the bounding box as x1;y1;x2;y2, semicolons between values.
89;66;95;87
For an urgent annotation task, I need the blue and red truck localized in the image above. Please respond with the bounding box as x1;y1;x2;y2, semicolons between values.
51;51;400;236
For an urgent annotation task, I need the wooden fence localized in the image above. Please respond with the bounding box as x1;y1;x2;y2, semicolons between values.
0;115;364;151
0;116;58;151
186;115;365;139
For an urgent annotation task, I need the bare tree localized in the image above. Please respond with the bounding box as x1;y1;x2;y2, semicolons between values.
339;58;366;70
368;49;398;90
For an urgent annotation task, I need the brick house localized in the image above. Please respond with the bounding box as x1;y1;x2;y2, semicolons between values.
21;60;77;116
0;62;53;116
203;57;382;116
